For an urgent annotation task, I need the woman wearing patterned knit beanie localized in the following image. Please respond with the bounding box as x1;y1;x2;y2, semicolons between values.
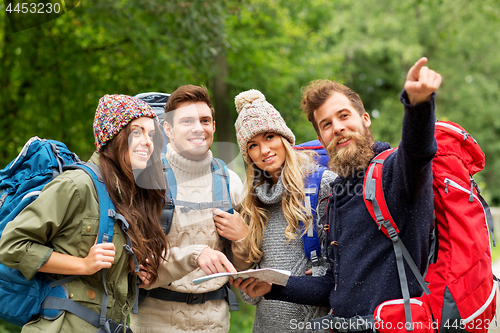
0;94;171;333
228;89;337;332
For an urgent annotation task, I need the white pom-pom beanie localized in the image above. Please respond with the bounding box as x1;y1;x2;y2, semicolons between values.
234;89;295;163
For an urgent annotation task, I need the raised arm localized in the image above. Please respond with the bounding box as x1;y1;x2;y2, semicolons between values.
393;58;441;203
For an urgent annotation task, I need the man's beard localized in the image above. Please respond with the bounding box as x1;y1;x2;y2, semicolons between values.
326;127;375;178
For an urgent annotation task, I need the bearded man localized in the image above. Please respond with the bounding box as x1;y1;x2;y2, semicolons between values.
231;57;442;333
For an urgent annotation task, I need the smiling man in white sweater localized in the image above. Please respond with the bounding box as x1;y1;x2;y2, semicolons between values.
130;85;251;333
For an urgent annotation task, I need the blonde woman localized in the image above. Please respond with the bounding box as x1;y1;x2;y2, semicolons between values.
224;90;336;333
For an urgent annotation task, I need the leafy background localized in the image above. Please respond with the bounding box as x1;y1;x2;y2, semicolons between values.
1;0;500;332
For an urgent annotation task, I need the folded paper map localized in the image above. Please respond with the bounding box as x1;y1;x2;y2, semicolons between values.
192;268;291;287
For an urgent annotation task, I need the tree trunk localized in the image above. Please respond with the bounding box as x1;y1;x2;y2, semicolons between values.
212;51;238;164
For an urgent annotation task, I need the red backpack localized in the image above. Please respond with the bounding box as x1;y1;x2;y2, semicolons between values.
363;121;496;332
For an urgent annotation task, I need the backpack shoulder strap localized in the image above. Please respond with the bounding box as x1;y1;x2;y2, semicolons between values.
362;147;430;329
162;158;177;200
211;158;234;265
301;165;327;266
159;158;235;235
160;158;175;235
163;158;234;213
210;159;239;310
62;163;115;244
211;158;233;214
363;148;399;237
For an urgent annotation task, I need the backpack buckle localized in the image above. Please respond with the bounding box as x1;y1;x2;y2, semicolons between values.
186;292;205;304
167;199;175;208
180;206;192;213
383;221;399;242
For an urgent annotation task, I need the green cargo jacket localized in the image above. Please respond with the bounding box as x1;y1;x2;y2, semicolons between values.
0;153;135;332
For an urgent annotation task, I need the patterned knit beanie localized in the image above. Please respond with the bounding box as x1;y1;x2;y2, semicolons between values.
234;89;295;163
93;94;158;151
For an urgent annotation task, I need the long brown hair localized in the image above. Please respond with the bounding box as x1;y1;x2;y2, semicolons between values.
99;118;168;284
241;137;315;264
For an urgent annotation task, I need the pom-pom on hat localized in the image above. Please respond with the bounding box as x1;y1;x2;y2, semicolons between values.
93;94;158;151
234;89;295;163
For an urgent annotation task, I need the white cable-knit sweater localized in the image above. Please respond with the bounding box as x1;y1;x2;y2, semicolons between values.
130;145;250;333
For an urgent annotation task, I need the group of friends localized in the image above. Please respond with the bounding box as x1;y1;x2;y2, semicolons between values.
0;57;442;333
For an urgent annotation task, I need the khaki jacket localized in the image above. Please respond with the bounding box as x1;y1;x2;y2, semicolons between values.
0;153;135;332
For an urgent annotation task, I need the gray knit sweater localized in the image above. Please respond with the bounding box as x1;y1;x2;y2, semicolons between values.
242;168;337;333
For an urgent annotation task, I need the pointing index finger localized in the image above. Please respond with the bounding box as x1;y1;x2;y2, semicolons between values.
223;257;237;273
407;57;428;81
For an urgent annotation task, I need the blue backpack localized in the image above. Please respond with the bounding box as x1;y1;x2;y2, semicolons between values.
134;92;171;156
0;137;134;331
300;165;327;275
294;140;329;168
294;141;329;272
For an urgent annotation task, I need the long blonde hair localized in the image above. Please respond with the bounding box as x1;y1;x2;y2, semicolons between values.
241;136;316;264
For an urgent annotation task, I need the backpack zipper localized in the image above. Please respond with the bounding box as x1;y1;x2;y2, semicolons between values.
443;178;477;201
436;122;477;143
444;177;478;203
375;298;423;322
443;177;492;248
10;136;42;169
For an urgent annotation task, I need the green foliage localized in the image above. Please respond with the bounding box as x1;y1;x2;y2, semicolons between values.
0;0;239;163
492;244;500;263
0;320;20;333
229;287;256;333
226;0;342;143
2;0;498;203
292;0;500;203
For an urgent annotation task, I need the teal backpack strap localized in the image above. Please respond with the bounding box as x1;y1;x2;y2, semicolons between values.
211;158;238;311
160;158;176;235
163;158;177;200
301;165;326;276
211;158;233;214
169;158;234;213
74;163;115;244
211;158;233;247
